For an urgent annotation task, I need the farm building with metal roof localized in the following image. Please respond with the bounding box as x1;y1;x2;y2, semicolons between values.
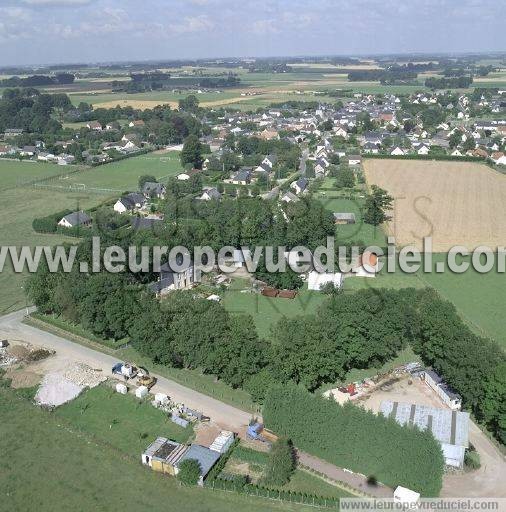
380;401;470;468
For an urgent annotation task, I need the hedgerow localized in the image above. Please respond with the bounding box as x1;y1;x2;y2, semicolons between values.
263;384;444;496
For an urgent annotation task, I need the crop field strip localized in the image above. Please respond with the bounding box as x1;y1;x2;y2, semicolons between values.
363;159;506;252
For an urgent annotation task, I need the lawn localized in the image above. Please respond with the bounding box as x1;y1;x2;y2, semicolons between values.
0;385;314;512
222;279;326;339
55;385;193;457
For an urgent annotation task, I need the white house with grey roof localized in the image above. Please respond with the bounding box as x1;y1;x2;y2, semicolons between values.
58;211;92;229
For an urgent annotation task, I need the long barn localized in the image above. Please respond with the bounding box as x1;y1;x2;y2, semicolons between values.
380;400;470;468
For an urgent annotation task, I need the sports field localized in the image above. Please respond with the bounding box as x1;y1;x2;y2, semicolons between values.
363;159;506;252
44;151;183;192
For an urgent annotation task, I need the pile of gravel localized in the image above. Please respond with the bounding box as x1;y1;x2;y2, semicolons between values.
63;363;106;388
35;372;84;407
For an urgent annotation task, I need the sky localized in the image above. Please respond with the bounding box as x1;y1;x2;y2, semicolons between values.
0;0;505;66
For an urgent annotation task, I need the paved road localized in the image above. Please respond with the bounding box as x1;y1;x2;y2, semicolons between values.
0;309;253;432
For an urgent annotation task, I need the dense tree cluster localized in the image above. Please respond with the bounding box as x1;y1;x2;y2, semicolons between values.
0;88;71;134
425;76;473;89
263;384;445;496
0;73;75;87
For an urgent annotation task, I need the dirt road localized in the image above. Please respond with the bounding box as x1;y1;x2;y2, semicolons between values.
0;309;253;432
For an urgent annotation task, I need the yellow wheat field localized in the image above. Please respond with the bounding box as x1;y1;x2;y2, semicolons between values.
363;159;506;252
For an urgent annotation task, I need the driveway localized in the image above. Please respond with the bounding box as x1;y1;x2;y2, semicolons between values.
0;309;253;432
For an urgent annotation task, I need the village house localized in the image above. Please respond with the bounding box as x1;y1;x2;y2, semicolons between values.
291;177;308;195
230;168;252;185
199;187;222;201
262;154;277;168
280;191;299;203
86;121;102;131
58;211;92;229
148;259;201;295
114;193;146;214
142;182;166;199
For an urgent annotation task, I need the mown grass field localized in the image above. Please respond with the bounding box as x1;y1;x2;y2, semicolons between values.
0;385;313;512
0;160;103;314
317;194;387;247
418;254;506;348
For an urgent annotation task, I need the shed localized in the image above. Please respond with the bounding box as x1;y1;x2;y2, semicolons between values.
209;431;235;454
380;400;469;468
333;212;356;225
394;486;420;504
142;437;187;475
115;383;128;394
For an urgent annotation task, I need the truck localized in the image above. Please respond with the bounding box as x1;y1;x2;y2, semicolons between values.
137;374;157;390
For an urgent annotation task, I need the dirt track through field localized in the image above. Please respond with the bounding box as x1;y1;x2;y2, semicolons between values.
363;159;506;252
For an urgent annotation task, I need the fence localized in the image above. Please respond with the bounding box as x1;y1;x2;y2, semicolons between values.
206;478;340;509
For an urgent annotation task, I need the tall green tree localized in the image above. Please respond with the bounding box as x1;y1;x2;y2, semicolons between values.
181;135;203;169
363;185;393;226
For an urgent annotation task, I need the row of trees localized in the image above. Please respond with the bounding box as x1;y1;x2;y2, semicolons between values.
263;384;445;496
27;241;505;444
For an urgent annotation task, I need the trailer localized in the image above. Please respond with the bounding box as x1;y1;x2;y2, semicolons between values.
247;423;277;444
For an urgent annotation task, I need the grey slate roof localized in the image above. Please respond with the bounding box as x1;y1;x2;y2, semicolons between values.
61;210;91;227
333;212;356;222
175;444;221;478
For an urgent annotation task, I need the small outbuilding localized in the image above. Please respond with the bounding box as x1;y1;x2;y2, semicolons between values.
175;444;221;485
333;212;356;225
394;486;420;505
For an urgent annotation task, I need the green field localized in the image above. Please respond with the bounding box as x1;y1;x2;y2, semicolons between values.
418;254;505;347
55;385;193;456
0;385;312;512
0;160;103;314
316;193;387;247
